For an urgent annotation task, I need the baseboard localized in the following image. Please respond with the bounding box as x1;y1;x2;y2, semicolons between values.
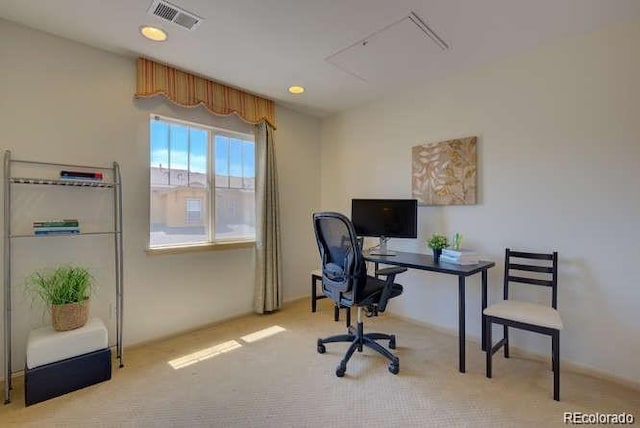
127;298;306;353
125;310;255;352
282;295;310;306
511;348;640;393
388;312;640;392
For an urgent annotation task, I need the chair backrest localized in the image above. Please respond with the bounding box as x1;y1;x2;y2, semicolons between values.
503;248;559;308
312;212;367;304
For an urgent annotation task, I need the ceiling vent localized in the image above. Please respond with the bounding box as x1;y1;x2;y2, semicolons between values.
148;0;202;31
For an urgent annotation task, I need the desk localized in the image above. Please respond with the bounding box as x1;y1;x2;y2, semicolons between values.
363;251;495;373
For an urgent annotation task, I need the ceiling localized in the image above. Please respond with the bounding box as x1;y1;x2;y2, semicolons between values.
1;0;639;117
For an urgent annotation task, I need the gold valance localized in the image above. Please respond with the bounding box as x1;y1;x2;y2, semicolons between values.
135;58;276;128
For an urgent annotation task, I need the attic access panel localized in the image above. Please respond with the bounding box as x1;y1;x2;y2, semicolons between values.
326;12;449;85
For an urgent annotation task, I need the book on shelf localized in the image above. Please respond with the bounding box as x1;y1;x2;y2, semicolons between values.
33;226;80;233
59;176;103;181
33;219;79;228
34;229;81;236
60;170;103;180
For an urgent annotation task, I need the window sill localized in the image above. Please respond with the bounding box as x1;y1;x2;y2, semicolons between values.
146;240;255;256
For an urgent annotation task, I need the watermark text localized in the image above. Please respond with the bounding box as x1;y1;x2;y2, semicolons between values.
564;412;635;425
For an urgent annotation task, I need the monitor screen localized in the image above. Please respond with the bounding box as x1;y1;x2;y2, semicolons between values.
351;199;418;239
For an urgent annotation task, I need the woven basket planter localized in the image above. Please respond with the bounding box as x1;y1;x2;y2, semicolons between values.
51;299;89;331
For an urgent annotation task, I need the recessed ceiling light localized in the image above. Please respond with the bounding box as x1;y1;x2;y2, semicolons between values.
288;86;305;94
140;26;167;42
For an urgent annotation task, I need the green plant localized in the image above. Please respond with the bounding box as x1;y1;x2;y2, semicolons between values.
427;233;449;250
26;265;93;306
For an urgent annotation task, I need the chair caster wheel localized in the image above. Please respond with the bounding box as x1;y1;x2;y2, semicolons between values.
389;334;396;350
317;340;326;354
336;363;346;377
388;362;399;375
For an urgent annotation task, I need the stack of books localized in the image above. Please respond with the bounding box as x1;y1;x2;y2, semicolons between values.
439;248;479;265
33;219;80;236
60;170;103;181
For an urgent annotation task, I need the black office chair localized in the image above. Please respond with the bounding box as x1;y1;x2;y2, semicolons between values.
311;269;352;326
312;212;406;377
484;249;562;400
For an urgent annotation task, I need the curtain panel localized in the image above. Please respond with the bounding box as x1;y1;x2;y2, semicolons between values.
254;121;283;314
135;58;276;128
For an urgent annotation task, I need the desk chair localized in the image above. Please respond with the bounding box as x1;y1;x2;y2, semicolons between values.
312;212;406;377
311;269;351;326
484;249;562;400
311;235;362;325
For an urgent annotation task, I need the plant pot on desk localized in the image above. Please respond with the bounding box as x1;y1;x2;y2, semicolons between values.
432;248;442;263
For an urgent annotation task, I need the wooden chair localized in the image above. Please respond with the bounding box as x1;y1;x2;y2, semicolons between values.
484;249;562;400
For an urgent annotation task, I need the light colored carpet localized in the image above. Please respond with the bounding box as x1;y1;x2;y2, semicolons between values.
1;298;638;427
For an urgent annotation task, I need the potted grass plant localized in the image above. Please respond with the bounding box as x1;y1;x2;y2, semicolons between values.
427;233;449;263
27;265;93;331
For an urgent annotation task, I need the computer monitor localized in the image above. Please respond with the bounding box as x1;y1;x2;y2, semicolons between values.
351;199;417;256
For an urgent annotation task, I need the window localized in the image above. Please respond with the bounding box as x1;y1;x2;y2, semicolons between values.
149;115;255;248
185;198;202;224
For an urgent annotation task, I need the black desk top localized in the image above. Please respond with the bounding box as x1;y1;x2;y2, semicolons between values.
363;250;495;277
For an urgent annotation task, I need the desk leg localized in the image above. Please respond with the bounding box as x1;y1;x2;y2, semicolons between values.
481;270;488;352
458;275;466;373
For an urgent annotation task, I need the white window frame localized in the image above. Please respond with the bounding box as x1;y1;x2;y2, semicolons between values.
148;114;256;253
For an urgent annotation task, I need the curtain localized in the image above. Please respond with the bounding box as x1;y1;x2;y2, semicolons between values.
254;121;282;313
135;58;276;128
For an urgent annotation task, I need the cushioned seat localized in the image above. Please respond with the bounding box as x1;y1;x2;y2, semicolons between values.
338;278;403;307
27;318;108;369
483;300;563;330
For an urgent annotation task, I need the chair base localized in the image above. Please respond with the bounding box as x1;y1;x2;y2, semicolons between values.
486;315;560;401
317;320;399;377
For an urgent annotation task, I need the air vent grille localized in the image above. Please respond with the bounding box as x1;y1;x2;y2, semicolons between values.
154;3;178;21
148;0;202;31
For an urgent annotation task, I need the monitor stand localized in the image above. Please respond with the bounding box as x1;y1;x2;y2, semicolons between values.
369;236;396;256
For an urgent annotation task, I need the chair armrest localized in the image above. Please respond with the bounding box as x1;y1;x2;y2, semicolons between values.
375;267;406;313
375;267;408;277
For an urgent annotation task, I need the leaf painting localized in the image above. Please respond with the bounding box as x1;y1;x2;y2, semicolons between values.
411;136;477;206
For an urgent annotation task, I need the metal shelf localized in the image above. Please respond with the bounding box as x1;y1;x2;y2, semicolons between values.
10;177;115;188
10;231;118;239
3;150;124;404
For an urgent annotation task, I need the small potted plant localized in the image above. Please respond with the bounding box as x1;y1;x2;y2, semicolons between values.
427;233;449;263
26;265;93;331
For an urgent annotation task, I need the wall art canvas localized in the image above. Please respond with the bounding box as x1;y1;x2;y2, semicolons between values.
411;136;477;206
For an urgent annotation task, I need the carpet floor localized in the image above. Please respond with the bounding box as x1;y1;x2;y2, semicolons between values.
1;298;638;427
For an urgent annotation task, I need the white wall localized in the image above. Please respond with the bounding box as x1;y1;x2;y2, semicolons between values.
320;19;640;383
0;18;321;376
275;107;323;302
